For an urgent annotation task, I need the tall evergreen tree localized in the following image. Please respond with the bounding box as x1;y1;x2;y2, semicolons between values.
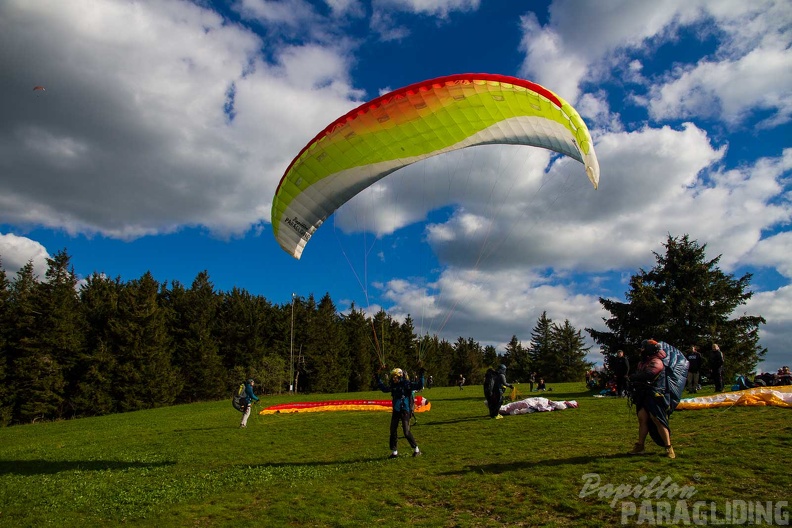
0;259;13;425
528;311;554;380
72;273;120;416
305;293;348;392
417;334;452;387
8;262;65;422
111;272;181;411
483;344;498;369
170;271;226;401
450;337;485;384
502;335;530;382
551;319;593;382
588;234;766;379
38;250;85;417
344;304;375;392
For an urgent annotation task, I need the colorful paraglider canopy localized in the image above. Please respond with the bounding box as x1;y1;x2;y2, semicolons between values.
271;73;600;259
33;86;46;91
677;385;792;410
258;396;431;414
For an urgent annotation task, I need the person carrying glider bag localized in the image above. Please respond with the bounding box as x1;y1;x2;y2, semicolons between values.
239;378;259;428
627;340;687;459
484;364;514;419
377;367;424;458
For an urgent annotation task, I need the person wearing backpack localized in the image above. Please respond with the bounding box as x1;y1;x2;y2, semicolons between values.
484;364;514;419
627;340;675;458
239;378;259;428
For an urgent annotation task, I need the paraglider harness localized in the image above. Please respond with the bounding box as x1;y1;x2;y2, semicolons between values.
627;342;688;414
232;382;246;413
484;368;498;400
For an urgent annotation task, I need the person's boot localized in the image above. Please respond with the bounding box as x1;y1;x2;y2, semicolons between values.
665;446;676;459
628;442;645;455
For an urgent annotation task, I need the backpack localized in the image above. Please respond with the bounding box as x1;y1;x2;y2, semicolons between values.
231;383;246;412
657;342;689;412
483;368;498;399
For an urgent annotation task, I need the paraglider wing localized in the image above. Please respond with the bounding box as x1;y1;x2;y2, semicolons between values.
33;86;46;91
271;73;600;259
258;397;431;414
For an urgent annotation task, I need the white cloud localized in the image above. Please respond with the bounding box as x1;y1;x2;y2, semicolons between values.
647;46;792;126
518;0;792;127
0;233;50;278
744;230;792;279
745;285;792;371
0;0;360;239
373;0;480;18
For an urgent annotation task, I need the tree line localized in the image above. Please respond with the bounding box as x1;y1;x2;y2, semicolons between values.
0;250;592;426
0;234;766;425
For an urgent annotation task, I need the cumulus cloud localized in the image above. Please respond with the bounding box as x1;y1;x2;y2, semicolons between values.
0;0;361;239
518;0;792;128
0;233;50;277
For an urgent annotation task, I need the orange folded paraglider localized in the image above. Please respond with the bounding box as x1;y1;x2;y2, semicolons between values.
259;396;431;414
677;385;792;410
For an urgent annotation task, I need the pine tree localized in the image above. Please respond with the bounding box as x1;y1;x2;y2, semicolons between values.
8;262;65;422
38;250;86;418
483;344;497;369
111;272;181;412
528;312;554;380
551;319;593;382
170;271;226;402
502;335;530;382
344;304;375;391
72;273;120;416
588;234;766;379
305;293;348;392
0;258;13;425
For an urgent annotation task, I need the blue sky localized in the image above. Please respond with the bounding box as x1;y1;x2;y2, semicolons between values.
1;0;790;371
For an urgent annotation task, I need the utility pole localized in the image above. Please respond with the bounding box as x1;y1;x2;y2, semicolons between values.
290;293;296;393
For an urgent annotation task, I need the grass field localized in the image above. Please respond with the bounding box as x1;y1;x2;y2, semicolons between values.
0;382;789;527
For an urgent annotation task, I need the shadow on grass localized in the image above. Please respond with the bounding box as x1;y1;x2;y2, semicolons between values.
247;457;383;469
440;453;651;475
0;459;176;476
431;396;487;402
419;416;488;426
172;426;230;433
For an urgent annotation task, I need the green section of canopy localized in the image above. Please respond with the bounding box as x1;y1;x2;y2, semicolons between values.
271;75;599;259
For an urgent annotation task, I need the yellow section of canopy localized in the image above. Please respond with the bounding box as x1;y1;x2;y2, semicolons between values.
677;385;792;410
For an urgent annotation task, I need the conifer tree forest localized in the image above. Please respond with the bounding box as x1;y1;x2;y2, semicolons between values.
0;233;767;425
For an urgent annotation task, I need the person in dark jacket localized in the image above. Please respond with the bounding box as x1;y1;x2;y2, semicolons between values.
486;364;514;419
240;378;260;428
685;345;703;393
613;350;630;397
377;367;424;458
628;340;675;459
709;344;725;391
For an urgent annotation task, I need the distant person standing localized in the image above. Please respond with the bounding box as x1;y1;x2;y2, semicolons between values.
240;379;259;428
613;350;630;397
685;346;703;393
709;344;725;392
529;372;536;392
458;374;466;390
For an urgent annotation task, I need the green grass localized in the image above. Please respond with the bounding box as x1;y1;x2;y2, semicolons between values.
0;383;789;527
